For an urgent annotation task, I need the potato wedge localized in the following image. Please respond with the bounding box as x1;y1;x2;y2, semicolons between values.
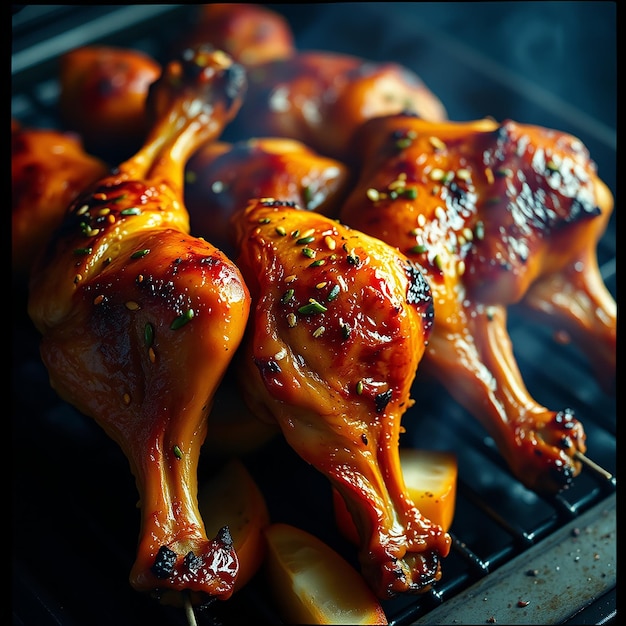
334;448;458;544
263;523;388;625
399;448;458;531
198;458;270;592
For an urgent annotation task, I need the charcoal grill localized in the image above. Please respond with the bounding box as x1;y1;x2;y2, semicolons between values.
12;4;616;625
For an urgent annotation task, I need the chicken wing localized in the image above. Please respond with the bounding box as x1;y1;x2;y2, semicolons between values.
231;198;451;598
28;48;250;604
339;113;615;494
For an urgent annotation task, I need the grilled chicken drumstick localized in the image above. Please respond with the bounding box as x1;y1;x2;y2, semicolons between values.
339;113;616;494
176;3;446;161
517;214;615;392
185;136;351;257
58;45;162;157
28;48;250;604
185;135;352;456
230;50;447;160
176;3;295;67
231;198;451;598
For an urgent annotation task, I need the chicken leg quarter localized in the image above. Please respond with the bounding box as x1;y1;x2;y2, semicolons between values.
339;114;615;494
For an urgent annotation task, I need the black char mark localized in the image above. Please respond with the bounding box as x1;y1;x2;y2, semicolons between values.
151;545;177;579
404;260;434;335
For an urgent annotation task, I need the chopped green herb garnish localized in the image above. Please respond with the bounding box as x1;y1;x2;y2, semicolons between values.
298;299;327;315
170;309;195;330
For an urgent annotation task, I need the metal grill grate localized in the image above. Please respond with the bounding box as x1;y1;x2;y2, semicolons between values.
12;4;616;625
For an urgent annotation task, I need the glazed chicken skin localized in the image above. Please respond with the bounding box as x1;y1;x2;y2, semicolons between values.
176;3;295;66
28;48;251;603
228;50;447;160
59;45;161;157
185;136;351;256
231;198;451;598
339;113;616;494
11;122;108;283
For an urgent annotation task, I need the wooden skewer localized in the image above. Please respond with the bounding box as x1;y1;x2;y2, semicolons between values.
574;451;613;481
184;592;199;626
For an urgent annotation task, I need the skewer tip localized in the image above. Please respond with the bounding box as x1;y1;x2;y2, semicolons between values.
574;451;613;481
184;592;199;626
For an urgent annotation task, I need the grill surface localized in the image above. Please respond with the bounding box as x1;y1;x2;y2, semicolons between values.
12;4;616;625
